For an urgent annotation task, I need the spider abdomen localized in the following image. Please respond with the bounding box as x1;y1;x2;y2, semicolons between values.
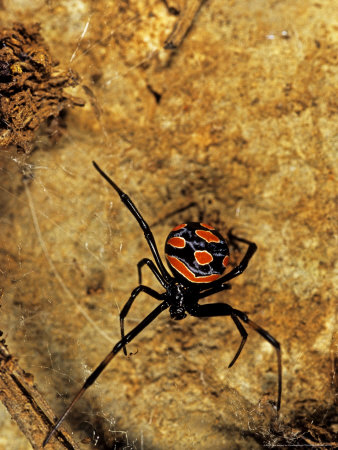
165;222;229;286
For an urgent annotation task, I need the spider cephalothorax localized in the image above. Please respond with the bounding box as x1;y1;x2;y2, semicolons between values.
163;279;188;319
43;162;282;447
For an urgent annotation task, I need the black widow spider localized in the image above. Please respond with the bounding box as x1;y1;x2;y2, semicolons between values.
43;162;282;447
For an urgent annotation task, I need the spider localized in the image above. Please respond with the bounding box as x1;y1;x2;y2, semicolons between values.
43;161;282;447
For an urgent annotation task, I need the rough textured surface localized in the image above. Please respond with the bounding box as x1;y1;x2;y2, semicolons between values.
0;23;84;153
0;0;336;449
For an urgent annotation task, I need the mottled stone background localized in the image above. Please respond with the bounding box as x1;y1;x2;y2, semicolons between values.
0;0;336;449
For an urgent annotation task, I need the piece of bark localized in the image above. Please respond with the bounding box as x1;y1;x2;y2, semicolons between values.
0;336;80;449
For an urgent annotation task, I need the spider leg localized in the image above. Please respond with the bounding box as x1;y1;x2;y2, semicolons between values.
93;161;171;283
234;308;282;411
221;232;257;283
188;302;281;411
188;303;247;367
137;258;167;287
120;285;164;356
228;314;248;368
204;232;257;290
43;301;169;448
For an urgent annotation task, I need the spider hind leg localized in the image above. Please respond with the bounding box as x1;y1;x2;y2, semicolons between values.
189;302;282;412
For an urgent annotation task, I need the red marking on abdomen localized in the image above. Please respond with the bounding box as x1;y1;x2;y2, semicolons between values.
172;223;186;231
195;230;220;243
194;250;213;265
166;255;221;283
200;223;215;230
167;237;186;248
222;255;229;267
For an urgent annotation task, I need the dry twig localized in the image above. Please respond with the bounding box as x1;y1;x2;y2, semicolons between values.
164;0;204;49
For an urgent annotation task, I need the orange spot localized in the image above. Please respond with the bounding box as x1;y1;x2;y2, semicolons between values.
167;237;186;248
195;250;213;265
196;230;220;243
172;223;186;231
200;223;215;230
166;255;221;283
222;255;229;267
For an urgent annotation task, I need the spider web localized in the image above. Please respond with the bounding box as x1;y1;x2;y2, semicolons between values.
0;1;336;449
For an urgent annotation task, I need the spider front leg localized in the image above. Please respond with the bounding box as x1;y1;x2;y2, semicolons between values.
93;161;171;283
120;285;164;355
137;258;168;287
